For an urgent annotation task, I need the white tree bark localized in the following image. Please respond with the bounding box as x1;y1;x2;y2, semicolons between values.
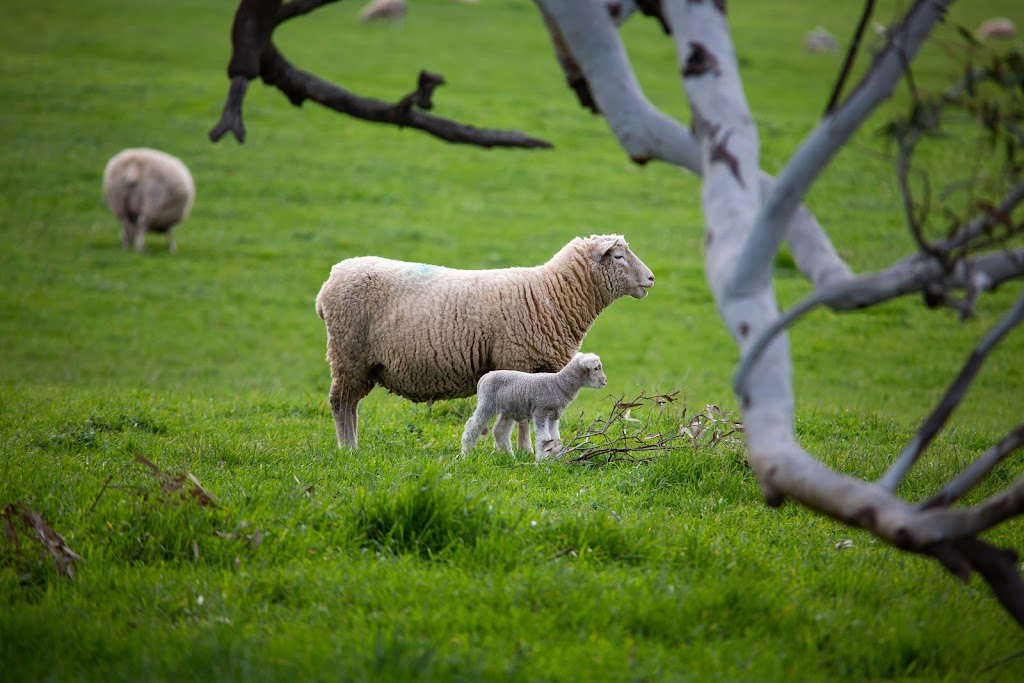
535;0;1024;623
534;0;853;289
726;0;956;298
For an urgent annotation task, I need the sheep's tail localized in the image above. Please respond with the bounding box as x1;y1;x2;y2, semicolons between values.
122;159;142;186
315;296;325;320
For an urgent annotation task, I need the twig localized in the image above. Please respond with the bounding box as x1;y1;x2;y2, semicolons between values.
558;391;743;465
823;0;876;116
1;503;83;579
88;460;137;513
977;648;1024;675
134;453;221;508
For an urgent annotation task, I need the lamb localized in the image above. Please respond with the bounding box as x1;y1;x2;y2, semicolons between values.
102;148;195;253
314;234;654;449
461;352;607;461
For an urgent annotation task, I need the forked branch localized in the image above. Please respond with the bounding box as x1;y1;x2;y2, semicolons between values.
211;0;552;148
733;247;1024;394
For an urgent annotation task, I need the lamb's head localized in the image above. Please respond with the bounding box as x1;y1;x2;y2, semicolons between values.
585;234;655;300
572;352;608;389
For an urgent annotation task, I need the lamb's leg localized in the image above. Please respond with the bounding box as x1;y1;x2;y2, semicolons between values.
532;414;553;461
329;376;366;449
516;420;531;452
548;413;563;452
492;414;516;453
462;407;496;454
534;410;565;461
167;230;177;254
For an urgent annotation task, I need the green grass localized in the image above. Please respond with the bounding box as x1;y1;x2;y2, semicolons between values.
2;0;1024;680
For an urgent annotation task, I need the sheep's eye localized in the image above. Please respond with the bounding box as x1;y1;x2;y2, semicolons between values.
614;253;625;260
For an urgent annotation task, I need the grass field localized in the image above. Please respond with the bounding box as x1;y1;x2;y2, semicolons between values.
2;1;1023;680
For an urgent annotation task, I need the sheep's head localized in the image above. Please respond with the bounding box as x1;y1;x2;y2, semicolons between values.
573;352;608;389
586;234;655;300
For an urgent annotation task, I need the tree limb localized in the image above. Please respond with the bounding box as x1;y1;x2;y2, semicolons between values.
927;537;1024;627
727;0;954;299
211;0;552;148
209;76;251;143
733;249;1024;394
275;0;340;24
258;45;552;147
922;423;1024;510
879;290;1024;492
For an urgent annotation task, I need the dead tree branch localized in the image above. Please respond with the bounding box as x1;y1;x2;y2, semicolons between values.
134;453;221;508
211;0;552;148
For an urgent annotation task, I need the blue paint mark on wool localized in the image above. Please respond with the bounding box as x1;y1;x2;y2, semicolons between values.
407;262;450;278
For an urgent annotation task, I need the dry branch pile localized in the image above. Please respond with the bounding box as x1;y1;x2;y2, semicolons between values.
557;391;744;465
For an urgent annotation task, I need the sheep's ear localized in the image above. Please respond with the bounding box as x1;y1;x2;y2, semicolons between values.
588;236;620;263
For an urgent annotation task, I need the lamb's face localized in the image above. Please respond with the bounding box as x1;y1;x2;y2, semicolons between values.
591;236;655;300
575;354;607;389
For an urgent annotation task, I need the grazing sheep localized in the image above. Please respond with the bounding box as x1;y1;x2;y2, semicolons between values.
102;148;195;253
315;234;654;449
359;0;406;23
976;18;1016;41
803;27;839;54
461;352;607;461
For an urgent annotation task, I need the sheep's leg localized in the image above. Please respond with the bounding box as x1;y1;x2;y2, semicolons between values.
462;407;496;454
167;230;177;254
120;218;136;250
329;376;365;449
492;414;516;453
132;216;149;252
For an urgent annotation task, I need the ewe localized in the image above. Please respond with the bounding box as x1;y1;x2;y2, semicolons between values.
315;234;653;449
102;148;195;253
461;352;608;461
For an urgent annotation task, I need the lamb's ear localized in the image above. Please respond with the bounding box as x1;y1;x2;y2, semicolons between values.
587;235;620;263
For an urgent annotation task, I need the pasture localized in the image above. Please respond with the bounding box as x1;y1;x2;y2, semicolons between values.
1;0;1023;680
